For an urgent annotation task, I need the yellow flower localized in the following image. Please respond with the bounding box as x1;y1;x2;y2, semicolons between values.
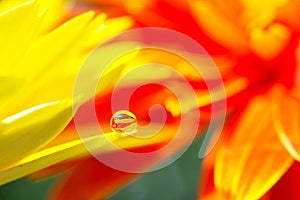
0;0;133;185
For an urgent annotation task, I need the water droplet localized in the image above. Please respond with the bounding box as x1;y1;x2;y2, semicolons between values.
110;110;137;134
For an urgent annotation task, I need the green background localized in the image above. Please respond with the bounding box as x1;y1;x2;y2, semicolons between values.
0;136;203;200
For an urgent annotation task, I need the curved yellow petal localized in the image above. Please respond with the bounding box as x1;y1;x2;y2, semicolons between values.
82;16;134;50
0;132;118;186
0;0;135;187
0;100;73;169
0;0;42;75
0;121;178;185
1;12;133;118
197;77;248;108
19;11;95;79
37;0;69;34
0;11;93;119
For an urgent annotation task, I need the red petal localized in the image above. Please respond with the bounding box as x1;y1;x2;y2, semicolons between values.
48;157;136;200
263;161;300;200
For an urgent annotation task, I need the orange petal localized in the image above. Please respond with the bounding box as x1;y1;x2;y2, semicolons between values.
277;0;300;31
214;96;293;199
198;129;228;199
249;23;291;60
190;0;248;54
271;85;300;161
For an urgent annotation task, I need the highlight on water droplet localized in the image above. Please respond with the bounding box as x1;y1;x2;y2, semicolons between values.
110;110;137;134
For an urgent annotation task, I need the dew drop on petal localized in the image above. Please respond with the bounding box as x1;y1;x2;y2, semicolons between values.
110;110;137;134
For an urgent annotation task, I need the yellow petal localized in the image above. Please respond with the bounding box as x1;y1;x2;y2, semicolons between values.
0;132;116;185
18;11;95;80
0;0;135;186
81;16;134;50
0;76;24;106
214;96;293;200
197;77;248;108
0;100;73;169
0;121;178;185
0;13;133;118
0;0;43;75
37;0;69;34
0;11;95;117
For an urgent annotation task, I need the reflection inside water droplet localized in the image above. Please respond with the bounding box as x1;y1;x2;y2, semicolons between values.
110;110;137;134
